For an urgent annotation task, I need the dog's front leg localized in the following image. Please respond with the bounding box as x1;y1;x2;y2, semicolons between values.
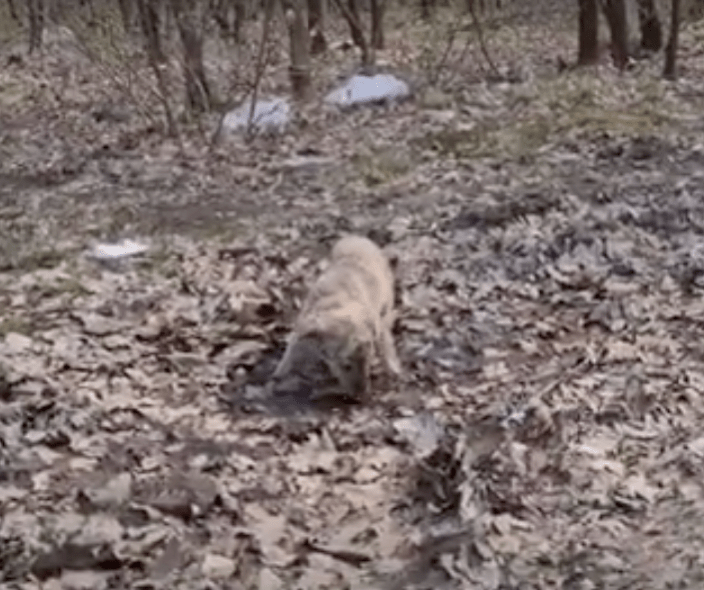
379;310;401;376
272;333;299;379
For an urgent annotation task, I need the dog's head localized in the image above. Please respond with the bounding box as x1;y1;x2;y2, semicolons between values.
317;330;369;397
271;330;368;400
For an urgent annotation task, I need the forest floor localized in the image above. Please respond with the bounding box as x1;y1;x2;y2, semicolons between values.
4;4;704;589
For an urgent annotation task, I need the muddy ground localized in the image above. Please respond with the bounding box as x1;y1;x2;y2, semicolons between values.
3;6;704;590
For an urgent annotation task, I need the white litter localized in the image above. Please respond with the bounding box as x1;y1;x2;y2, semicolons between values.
324;74;411;109
90;239;149;260
221;97;291;135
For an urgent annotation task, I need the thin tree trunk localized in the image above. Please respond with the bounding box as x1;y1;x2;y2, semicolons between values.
169;0;212;112
211;0;230;37
136;0;178;136
243;0;274;137
602;0;628;70
283;0;313;101
117;0;135;33
307;0;326;54
370;0;384;50
347;0;367;56
233;0;244;42
637;0;662;51
28;0;44;53
663;0;680;79
466;0;485;14
6;0;20;22
79;0;97;25
137;0;166;63
332;0;372;66
419;0;432;20
578;0;599;65
467;0;499;77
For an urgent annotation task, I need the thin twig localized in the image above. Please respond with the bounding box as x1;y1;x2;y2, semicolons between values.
466;0;500;78
246;0;275;139
330;0;371;65
431;24;460;85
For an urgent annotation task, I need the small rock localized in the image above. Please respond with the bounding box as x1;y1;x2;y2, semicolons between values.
135;315;168;341
5;332;33;354
60;569;109;590
149;537;184;579
92;103;131;124
259;567;284;590
201;553;236;579
74;513;124;546
188;453;211;471
419;88;453;109
79;472;132;509
76;312;125;336
392;413;444;459
24;429;47;445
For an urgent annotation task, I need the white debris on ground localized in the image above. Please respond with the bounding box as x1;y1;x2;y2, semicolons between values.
89;239;149;260
324;73;412;109
221;97;291;135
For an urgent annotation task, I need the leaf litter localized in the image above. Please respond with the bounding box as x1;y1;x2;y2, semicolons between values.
5;9;704;590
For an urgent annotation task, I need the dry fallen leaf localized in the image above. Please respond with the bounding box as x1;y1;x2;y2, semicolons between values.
3;14;704;590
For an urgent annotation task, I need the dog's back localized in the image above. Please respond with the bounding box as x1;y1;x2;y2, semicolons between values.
318;235;394;316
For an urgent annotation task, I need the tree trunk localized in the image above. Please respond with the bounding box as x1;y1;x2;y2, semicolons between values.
233;0;245;42
370;0;384;50
663;0;680;79
331;0;372;66
6;0;20;22
283;0;313;101
168;0;212;112
211;0;231;37
137;0;166;63
602;0;628;70
210;0;242;40
307;0;326;54
466;0;485;14
117;0;136;33
348;0;372;65
637;0;662;51
28;0;44;53
79;0;96;26
419;0;433;20
136;0;178;136
578;0;599;65
347;0;365;50
44;0;57;24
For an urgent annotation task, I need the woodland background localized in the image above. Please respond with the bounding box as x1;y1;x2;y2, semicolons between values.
3;0;704;589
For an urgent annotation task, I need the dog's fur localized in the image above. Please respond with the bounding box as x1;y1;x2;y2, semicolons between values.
272;235;401;399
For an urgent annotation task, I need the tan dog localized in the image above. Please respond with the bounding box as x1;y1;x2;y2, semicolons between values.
272;235;401;399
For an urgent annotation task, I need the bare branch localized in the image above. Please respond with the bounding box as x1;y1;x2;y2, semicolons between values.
246;0;275;137
466;0;500;78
